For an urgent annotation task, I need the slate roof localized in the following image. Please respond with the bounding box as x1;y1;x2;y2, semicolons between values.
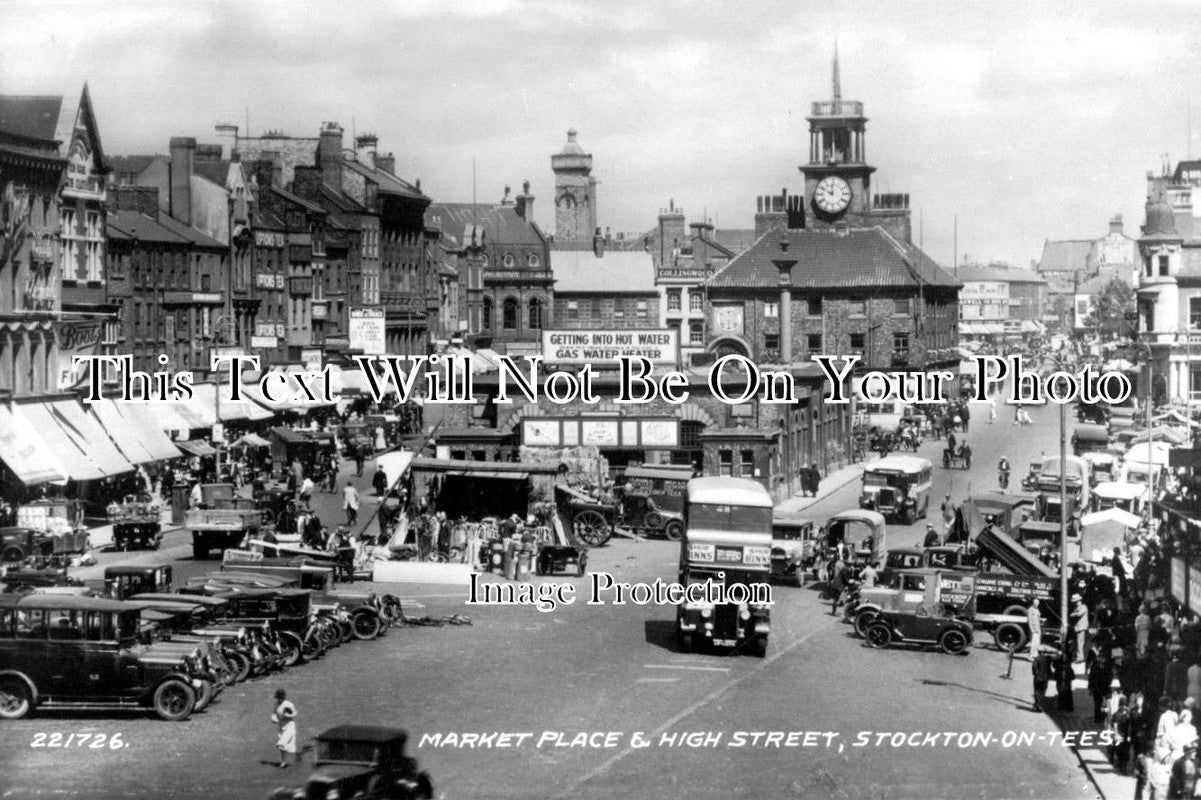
1078;265;1135;293
342;158;426;201
427;203;545;247
0;95;63;141
272;185;326;215
155;212;226;249
710;228;760;256
553;250;657;294
106;210;189;245
1037;239;1092;274
954;264;1046;284
707;227;958;291
193;160;231;188
108;154;160;180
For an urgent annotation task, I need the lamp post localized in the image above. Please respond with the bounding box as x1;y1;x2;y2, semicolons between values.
1179;325;1194;427
1053;351;1069;656
1135;340;1155;528
209;311;236;480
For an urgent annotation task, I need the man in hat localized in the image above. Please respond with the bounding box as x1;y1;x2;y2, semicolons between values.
1072;593;1089;664
1170;739;1199;799
1031;645;1053;712
923;523;941;549
1026;597;1042;658
941;494;956;539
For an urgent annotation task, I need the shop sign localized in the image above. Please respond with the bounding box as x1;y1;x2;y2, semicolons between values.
255;231;285;248
521;417;679;448
57;320;103;390
255;272;284;289
541;329;679;367
1172;557;1188;606
250;335;277;349
1189;564;1201;615
658;267;707;280
349;307;386;355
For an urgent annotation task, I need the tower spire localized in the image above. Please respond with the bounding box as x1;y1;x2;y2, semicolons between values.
832;41;841;101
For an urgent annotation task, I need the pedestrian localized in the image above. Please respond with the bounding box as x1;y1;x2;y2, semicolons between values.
354;442;366;478
1072;594;1089;663
1027;597;1042;657
988;401;997;424
829;554;847;616
1147;741;1174;800
959;441;972;469
1112;547;1128;599
372;465;388;497
1089;652;1114;724
808;462;821;498
1055;654;1075;711
941;495;956;540
1138;603;1153;658
960;405;970;432
271;689;298;768
1031;646;1052;711
299;475;314;505
923;523;940;548
342;481;359;526
1170;740;1199;799
860;561;879;589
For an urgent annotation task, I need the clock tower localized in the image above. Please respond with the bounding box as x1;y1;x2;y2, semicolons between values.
801;46;877;228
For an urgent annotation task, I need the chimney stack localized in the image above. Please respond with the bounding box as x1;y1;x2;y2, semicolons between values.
657;199;686;267
214;123;238;161
168;136;196;225
515;180;534;221
318;121;344;189
1110;214;1124;235
375;152;395;175
355;133;378;168
755;189;789;237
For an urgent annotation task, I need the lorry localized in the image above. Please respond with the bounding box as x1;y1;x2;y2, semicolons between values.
185;484;263;560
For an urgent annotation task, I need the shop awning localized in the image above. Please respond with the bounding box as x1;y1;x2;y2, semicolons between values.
234;433;271;448
444;470;529;480
239;367;338;410
0;406;66;485
148;402;202;436
14;399;134;480
190;382;273;422
89;399;181;463
176;440;217;457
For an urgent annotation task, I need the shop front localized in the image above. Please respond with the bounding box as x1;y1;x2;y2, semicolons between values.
407;457;559;522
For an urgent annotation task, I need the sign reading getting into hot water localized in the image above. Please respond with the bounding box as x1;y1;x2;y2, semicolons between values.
541;329;679;367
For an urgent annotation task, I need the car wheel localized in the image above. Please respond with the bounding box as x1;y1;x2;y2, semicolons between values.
663;520;684;542
572;511;611;547
225;652;251;683
278;633;304;667
193;679;214;712
940;627;970;655
152;679;196;721
352;611;382;640
864;622;893;649
993;622;1028;653
854;610;878;638
301;631;322;661
751;637;768;658
191;542;207;560
0;677;32;719
644;511;665;532
1;546;23;562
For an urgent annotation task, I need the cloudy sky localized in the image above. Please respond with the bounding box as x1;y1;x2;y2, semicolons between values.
4;0;1199;267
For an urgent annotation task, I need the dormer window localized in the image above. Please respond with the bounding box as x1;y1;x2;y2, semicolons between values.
528;254;540;268
502;254;515;268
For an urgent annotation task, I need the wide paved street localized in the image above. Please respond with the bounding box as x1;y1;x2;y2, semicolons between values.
0;392;1104;799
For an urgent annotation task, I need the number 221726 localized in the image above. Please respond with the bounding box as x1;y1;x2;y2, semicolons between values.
30;733;127;749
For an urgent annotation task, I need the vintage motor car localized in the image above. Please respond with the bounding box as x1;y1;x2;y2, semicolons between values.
121;596;256;683
1091;481;1148;516
853;569;933;636
861;569;975;655
268;725;433;800
770;512;817;586
676;477;773;658
206;588;319;668
858;456;932;525
1021;460;1043;492
104;565;173;600
0;594;207;720
1072;423;1111;457
822;509;887;567
107;495;163;551
615;465;692;541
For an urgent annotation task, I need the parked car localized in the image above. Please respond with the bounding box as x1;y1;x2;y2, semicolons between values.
861;569;975;655
268;725;433;800
770;513;818;586
0;594;207;720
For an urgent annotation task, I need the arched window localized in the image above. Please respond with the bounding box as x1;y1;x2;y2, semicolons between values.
502;297;518;330
528;254;541;268
528;297;544;330
482;297;494;330
502;253;515;268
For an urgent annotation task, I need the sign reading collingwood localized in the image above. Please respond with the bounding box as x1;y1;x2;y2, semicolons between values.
542;329;679;368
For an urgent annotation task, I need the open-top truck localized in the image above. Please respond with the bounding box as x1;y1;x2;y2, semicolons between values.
185;484;262;560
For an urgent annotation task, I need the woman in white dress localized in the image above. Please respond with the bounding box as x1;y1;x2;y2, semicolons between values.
271;689;298;768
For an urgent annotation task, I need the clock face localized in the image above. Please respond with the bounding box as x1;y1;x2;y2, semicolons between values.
813;176;852;215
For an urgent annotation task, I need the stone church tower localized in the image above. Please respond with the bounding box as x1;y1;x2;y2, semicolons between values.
551;129;597;245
